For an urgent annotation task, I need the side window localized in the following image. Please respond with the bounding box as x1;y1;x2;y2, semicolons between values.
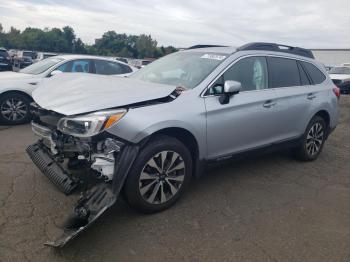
56;60;91;73
267;57;300;88
119;63;132;74
207;56;268;95
71;60;91;73
297;62;311;86
56;62;70;72
94;60;131;75
301;62;326;85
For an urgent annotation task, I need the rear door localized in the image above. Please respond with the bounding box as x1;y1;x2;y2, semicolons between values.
205;56;280;159
267;57;322;140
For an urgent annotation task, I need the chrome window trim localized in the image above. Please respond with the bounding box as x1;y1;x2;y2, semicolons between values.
200;53;327;98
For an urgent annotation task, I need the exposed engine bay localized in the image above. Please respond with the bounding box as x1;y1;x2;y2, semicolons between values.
26;103;140;247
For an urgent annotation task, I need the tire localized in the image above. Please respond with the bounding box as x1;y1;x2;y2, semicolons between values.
124;135;193;213
0;92;32;125
293;115;327;161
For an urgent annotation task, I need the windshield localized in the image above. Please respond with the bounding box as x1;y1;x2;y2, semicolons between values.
329;67;350;75
20;57;63;75
131;51;227;89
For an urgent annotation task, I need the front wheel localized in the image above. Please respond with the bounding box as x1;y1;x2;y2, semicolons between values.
124;135;192;213
293;115;327;161
0;93;32;125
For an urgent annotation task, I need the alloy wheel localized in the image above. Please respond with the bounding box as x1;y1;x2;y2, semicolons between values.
306;122;324;156
139;151;186;205
1;98;28;121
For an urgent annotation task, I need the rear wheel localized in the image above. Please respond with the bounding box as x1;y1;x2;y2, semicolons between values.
294;115;326;161
124;135;192;213
0;92;32;125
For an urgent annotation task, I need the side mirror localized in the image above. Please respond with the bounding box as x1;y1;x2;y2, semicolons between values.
49;70;62;77
219;80;242;105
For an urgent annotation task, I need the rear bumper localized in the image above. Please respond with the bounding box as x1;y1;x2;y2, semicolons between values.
26;142;78;194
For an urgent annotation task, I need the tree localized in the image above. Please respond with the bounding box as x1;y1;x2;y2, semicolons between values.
0;25;177;57
62;26;75;52
135;34;157;58
74;38;87;54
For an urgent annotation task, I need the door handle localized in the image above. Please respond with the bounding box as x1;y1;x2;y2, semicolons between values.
263;100;276;108
307;93;316;100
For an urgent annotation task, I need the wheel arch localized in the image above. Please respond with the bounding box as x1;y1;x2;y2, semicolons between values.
314;109;330;131
145;127;205;178
0;90;34;102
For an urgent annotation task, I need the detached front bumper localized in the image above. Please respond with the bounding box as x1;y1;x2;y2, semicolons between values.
26;135;140;247
26;142;78;194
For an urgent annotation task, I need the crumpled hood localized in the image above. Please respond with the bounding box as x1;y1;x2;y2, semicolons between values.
33;73;176;115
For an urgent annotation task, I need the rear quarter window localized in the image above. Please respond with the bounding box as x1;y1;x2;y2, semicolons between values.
301;62;326;85
297;62;311;86
119;63;132;74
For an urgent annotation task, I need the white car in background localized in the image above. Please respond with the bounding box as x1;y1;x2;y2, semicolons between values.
329;66;350;94
0;55;137;125
33;52;58;63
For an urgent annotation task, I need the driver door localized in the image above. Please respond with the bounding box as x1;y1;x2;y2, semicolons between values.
204;56;279;159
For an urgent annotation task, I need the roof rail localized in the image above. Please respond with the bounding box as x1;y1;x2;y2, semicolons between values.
237;42;315;59
188;44;228;49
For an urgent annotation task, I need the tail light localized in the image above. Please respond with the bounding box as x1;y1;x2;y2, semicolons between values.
333;86;340;99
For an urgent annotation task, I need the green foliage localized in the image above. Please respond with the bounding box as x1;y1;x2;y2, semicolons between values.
0;23;177;58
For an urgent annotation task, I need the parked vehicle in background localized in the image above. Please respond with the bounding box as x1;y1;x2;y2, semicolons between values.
26;43;339;247
0;55;137;125
325;65;334;71
129;58;155;69
0;48;12;71
33;52;58;63
8;49;18;59
13;50;38;69
115;57;128;64
140;59;153;67
329;66;350;94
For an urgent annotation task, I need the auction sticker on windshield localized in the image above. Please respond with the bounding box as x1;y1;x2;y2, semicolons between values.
201;54;226;60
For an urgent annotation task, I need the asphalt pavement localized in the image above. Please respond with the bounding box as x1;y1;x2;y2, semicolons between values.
1;97;349;262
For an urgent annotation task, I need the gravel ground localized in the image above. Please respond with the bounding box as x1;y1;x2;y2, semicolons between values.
0;97;349;262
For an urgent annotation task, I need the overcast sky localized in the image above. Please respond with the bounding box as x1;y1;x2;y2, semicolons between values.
1;0;349;48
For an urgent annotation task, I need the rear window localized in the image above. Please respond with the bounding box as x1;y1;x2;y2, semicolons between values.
268;57;300;88
301;62;326;85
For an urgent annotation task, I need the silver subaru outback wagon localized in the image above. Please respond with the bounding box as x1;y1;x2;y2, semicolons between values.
26;43;340;246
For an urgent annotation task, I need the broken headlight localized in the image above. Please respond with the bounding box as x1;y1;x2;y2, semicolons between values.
57;109;127;137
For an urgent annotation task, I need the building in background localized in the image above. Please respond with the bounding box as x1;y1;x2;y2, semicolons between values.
312;49;350;67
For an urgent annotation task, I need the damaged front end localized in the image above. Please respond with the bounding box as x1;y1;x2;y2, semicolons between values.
26;103;139;247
